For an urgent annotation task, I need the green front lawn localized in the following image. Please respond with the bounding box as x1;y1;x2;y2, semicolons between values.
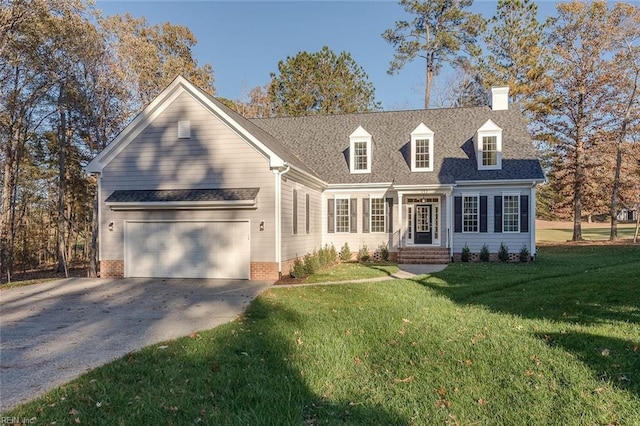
537;223;636;242
305;261;398;283
4;245;639;425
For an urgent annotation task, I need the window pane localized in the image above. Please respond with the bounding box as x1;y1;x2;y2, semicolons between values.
482;136;497;166
503;195;519;232
370;198;386;233
415;138;430;169
336;199;350;233
353;141;368;170
463;196;478;233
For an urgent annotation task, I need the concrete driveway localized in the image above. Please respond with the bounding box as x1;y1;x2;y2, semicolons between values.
0;277;272;411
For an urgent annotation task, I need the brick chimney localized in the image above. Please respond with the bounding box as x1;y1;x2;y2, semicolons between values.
491;86;509;111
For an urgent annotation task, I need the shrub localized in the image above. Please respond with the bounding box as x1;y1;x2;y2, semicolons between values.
377;243;389;262
357;245;370;263
339;242;352;262
304;252;321;275
461;244;471;262
318;245;334;268
519;244;530;263
498;242;509;262
480;244;490;262
290;257;307;278
328;244;338;264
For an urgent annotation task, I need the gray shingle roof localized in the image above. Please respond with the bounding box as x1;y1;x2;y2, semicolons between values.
251;106;544;185
198;91;320;178
105;188;259;203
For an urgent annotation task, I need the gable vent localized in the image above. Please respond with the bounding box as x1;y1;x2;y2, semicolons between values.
178;121;191;139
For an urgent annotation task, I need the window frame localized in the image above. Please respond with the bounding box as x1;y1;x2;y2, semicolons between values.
334;197;350;233
502;193;520;233
462;194;480;233
349;126;372;174
292;189;298;235
370;198;386;233
410;123;434;172
476;119;502;170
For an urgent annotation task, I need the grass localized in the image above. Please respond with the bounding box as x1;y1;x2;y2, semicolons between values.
3;245;639;424
537;222;636;242
0;277;58;290
304;261;398;283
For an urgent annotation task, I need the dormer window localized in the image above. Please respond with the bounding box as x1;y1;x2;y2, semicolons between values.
476;119;502;170
410;123;434;172
349;126;372;174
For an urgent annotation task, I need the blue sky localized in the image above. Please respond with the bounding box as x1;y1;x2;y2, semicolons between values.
96;0;561;110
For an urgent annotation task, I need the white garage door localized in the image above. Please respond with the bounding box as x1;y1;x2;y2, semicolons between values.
125;221;250;279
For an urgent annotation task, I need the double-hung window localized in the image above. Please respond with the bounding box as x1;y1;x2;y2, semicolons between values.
335;198;350;233
482;136;498;167
476;119;502;170
503;194;520;232
410;123;434;172
370;198;386;233
349;126;372;174
463;195;479;233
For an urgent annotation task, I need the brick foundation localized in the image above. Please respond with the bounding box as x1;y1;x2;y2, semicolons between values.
99;260;288;281
100;260;124;278
452;252;531;262
251;262;280;281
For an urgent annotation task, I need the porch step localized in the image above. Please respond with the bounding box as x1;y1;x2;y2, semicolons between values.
398;247;450;264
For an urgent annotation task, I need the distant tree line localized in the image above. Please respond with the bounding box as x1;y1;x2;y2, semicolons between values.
1;0;638;282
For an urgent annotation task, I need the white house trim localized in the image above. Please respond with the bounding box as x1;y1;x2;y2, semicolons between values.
349;126;372;174
410;123;435;172
476;119;503;171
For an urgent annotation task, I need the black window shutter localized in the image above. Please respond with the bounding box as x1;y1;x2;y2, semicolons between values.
520;195;529;233
327;199;335;233
494;196;503;233
306;194;310;234
454;196;462;233
480;196;488;233
293;189;298;235
362;198;370;233
350;198;358;233
386;197;393;233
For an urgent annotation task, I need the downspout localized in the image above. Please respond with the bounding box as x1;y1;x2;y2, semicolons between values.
530;183;537;260
274;165;291;278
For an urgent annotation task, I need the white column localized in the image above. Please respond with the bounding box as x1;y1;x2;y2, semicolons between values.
446;192;453;256
397;193;403;248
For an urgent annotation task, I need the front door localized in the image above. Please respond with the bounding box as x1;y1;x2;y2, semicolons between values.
414;204;433;244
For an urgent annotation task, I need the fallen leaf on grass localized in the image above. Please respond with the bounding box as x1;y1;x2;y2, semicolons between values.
354;357;362;365
75;418;81;424
477;398;488;405
157;345;169;350
434;387;446;396
402;318;411;323
593;387;604;394
394;376;414;383
189;332;201;339
435;399;451;408
69;408;78;416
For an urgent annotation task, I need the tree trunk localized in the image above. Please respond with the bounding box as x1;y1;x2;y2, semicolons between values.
609;143;622;241
57;87;69;277
572;140;584;241
634;211;639;243
610;64;638;241
88;186;99;277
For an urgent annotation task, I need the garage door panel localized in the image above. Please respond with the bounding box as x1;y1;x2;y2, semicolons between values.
125;221;250;279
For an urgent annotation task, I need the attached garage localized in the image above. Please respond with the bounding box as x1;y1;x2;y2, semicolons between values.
125;220;250;279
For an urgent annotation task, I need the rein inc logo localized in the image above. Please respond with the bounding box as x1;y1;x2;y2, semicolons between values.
0;418;36;424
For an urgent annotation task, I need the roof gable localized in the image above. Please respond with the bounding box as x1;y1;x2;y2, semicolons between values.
86;76;318;179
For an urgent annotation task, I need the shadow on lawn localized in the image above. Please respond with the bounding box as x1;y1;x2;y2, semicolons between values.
415;246;640;328
536;331;640;397
5;296;409;424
